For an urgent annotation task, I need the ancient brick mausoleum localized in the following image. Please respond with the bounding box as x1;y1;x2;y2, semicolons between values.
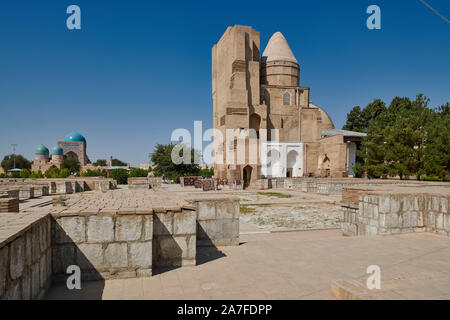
31;131;90;173
212;25;366;186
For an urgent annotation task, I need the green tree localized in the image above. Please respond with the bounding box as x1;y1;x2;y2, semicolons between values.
199;168;214;177
151;143;200;179
29;171;43;178
356;94;449;180
129;168;148;177
342;106;365;132
111;158;127;166
58;168;70;178
45;166;60;178
1;154;31;171
62;158;80;174
20;168;30;178
93;159;107;166
423;109;450;179
109;168;129;184
342;99;386;133
82;169;105;177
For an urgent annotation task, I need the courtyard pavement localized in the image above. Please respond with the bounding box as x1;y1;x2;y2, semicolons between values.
45;228;450;300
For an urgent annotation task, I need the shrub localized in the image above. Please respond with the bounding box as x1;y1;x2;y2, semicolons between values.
109;168;129;184
129;168;148;177
45;167;60;178
82;169;105;177
11;172;21;178
58;168;70;178
20;168;30;178
30;171;43;178
0;173;7;178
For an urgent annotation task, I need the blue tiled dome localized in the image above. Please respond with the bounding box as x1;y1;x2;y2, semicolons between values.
52;145;63;155
64;132;86;144
35;144;49;155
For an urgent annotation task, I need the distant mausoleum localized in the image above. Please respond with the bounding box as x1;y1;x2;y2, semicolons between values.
31;131;90;173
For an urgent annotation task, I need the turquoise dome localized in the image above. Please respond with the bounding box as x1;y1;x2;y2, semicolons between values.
52;145;63;155
35;144;49;155
64;132;86;144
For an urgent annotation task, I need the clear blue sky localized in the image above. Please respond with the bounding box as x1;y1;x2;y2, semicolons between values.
0;0;449;166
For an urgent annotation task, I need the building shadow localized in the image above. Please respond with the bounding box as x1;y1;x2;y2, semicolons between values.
195;222;226;266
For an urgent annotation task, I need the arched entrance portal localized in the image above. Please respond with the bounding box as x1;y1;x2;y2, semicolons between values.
243;165;252;188
65;151;79;162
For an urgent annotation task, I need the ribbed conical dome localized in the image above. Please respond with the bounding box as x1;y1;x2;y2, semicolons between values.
262;32;298;63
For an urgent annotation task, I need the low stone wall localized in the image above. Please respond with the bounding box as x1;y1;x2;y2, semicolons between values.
251;179;272;190
0;213;52;300
128;177;149;189
0;198;19;213
33;185;49;198
52;210;154;281
342;193;449;237
55;181;73;194
19;187;34;200
148;177;162;189
152;209;197;268
191;198;240;247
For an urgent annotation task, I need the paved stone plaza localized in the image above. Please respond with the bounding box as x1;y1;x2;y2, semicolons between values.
1;179;449;300
45;229;450;300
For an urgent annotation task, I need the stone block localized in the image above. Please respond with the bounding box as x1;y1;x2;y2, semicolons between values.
365;225;378;235
104;243;127;268
52;244;76;274
129;242;152;268
158;236;183;260
5;282;21;300
197;201;216;220
379;196;390;213
387;213;399;228
173;210;196;235
32;225;40;264
441;197;448;214
31;262;40;299
222;219;235;239
0;246;8;297
55;216;86;244
87;215;114;242
22;269;31;300
205;220;218;239
390;198;400;213
10;236;24;280
39;222;47;253
143;216;153;241
136;268;152;278
77;243;104;271
432;197;440;212
217;201;234;219
115;216;142;241
186;235;196;259
154;212;173;235
24;230;32;266
436;213;444;230
39;252;47;289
